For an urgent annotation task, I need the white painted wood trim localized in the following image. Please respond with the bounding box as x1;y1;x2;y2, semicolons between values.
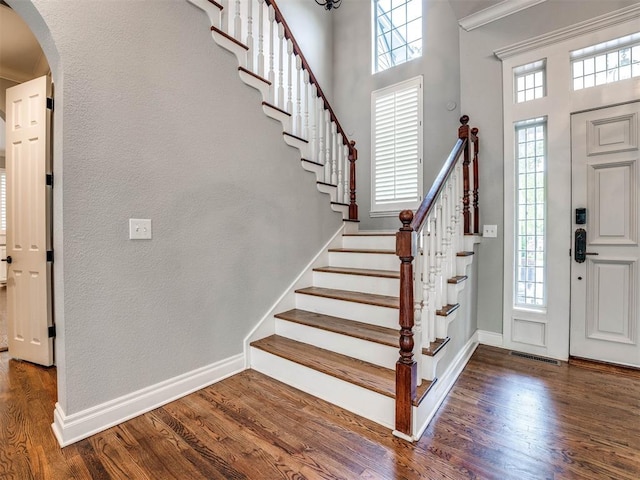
51;353;244;447
459;0;547;32
494;3;640;59
413;331;479;440
477;330;504;347
242;223;345;367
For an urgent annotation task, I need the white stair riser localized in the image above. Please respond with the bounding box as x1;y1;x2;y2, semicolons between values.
313;271;399;297
187;0;222;28
436;310;458;339
210;30;247;68
456;256;473;276
250;348;394;429
295;294;398;329
342;235;395;250
275;319;397;369
329;252;398;271
238;70;270;101
330;204;349;218
447;282;466;305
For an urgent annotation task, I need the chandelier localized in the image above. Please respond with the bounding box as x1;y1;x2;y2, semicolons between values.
315;0;342;10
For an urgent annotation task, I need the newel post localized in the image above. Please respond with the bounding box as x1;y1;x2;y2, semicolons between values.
348;140;358;220
395;210;416;438
458;115;471;235
472;127;480;234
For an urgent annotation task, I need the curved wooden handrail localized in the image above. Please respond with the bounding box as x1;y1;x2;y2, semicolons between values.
265;0;352;151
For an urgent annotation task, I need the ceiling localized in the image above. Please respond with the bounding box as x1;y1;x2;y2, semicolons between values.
0;2;49;84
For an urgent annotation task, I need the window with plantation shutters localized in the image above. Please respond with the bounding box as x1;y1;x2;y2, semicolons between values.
371;76;423;215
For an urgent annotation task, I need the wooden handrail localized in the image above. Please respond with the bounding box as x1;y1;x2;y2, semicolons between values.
394;115;479;438
265;0;358;220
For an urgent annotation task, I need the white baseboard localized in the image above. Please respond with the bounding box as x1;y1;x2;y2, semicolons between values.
413;332;479;440
477;330;504;347
51;353;244;447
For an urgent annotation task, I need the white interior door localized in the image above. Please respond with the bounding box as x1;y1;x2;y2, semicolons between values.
570;102;640;368
5;75;53;366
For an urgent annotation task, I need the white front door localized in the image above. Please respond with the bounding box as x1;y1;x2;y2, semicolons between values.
570;102;640;368
5;76;53;366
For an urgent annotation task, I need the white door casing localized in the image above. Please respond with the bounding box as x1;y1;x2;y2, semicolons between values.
570;102;640;368
498;8;640;360
6;75;53;366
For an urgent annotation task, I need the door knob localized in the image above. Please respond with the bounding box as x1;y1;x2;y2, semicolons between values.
1;256;12;264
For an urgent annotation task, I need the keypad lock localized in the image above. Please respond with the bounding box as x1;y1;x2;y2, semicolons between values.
574;228;598;263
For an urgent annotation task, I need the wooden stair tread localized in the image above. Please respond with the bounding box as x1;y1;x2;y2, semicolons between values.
456;251;475;257
342;232;396;237
436;303;460;317
313;266;399;279
423;337;450;356
331;201;349;207
207;0;223;10
329;248;395;255
283;131;308;143
211;26;249;51
262;101;291;117
447;275;468;284
295;287;399;309
275;309;399;347
239;67;270;85
251;335;433;405
301;158;323;167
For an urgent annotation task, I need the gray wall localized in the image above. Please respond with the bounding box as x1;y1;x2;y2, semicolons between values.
332;0;462;231
460;0;640;333
10;0;341;415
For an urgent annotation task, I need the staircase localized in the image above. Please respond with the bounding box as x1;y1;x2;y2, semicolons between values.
248;226;478;437
187;0;482;441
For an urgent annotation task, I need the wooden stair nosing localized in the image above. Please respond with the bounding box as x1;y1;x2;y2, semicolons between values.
283;131;308;143
211;26;249;51
328;248;395;255
262;101;291;117
317;180;338;188
301;158;323;168
239;67;271;86
313;266;399;279
436;303;460;317
275;309;399;348
251;335;433;405
331;201;349;207
343;219;360;223
447;275;468;285
295;287;399;309
342;232;396;237
207;0;223;10
456;251;475;257
422;336;450;357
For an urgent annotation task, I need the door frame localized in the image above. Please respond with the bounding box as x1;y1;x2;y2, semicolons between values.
498;10;640;360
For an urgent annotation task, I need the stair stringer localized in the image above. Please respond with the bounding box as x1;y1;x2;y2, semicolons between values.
186;0;350;218
242;223;347;368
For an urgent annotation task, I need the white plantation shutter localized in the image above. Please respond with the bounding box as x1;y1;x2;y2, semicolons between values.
371;76;423;214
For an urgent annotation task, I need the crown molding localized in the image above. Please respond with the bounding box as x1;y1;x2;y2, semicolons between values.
459;0;547;32
494;3;640;59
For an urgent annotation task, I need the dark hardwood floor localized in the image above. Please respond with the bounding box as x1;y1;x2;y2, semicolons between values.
1;345;639;479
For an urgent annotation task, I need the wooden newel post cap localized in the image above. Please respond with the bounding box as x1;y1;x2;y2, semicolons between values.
399;210;414;228
460;115;469;126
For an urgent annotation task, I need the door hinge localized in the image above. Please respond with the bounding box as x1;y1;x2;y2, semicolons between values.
46;97;54;111
569;248;572;257
47;250;54;263
46;174;54;187
48;325;56;338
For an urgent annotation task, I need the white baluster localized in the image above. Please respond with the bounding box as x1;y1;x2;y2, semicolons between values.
287;39;293;114
421;227;431;346
268;6;275;103
295;56;302;136
428;214;437;343
435;200;445;314
221;0;229;32
246;0;254;70
234;0;242;41
303;70;310;141
310;83;318;162
324;110;331;183
414;234;424;386
277;23;285;109
331;123;338;186
257;0;265;77
317;99;325;168
343;144;349;205
337;141;344;204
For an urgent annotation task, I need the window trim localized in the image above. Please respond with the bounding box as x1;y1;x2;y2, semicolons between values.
370;75;423;216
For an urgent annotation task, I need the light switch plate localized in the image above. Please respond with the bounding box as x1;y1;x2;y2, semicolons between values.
483;224;497;238
129;219;152;240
